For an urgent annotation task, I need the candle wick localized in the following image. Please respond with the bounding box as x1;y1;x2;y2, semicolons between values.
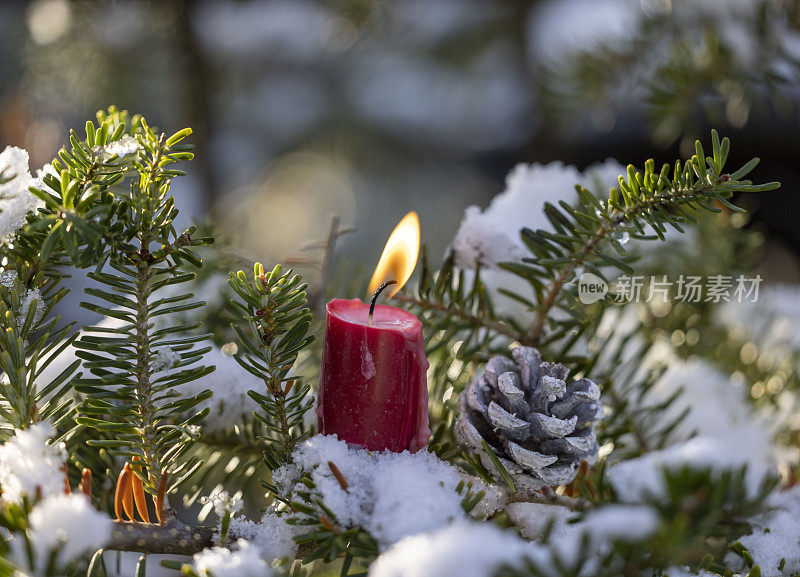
369;280;398;322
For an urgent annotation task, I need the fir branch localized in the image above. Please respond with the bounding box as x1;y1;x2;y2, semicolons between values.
71;111;215;494
534;0;797;147
523;131;779;346
0;267;78;432
228;263;315;469
398;132;779;361
106;516;215;555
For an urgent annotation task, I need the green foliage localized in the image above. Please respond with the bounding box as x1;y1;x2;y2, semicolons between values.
228;262;315;469
536;0;799;147
405;131;778;358
0;105;790;577
400;131;779;473
509;130;777;351
22;108;141;268
0;266;77;434
396;250;512;465
24;108;218;493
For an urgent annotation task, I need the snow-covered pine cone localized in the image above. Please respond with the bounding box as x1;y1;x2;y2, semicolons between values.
455;347;603;490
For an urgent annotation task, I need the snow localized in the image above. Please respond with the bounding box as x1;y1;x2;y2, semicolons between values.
152;346;181;372
715;284;800;444
448;159;625;319
273;434;504;550
507;502;658;567
732;486;800;576
18;286;44;330
647;358;775;455
507;502;577;541
26;493;113;569
662;569;718;577
368;520;534;577
202;486;243;518
193;539;273;577
103;135;140;158
229;510;300;562
716;284;800;349
608;436;774;503
449;159;624;273
450;160;624;270
0;270;17;289
593;325;777;468
177;346;261;431
0;146;44;240
0;423;66;503
579;504;659;544
526;0;800;106
527;0;774;68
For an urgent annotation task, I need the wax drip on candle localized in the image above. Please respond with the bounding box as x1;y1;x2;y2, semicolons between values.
368;280;398;326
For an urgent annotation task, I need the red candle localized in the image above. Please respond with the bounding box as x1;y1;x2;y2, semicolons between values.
317;299;430;452
316;211;430;452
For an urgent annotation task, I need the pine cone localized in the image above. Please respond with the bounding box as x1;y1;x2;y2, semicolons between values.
455;347;603;490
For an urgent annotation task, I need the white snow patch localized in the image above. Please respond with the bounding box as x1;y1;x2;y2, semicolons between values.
0;146;44;240
275;435;504;550
448;159;624;320
368;520;535;577
178;346;261;431
193;539;273;577
450;160;624;269
717;284;800;349
38;314;261;432
103;135;141;158
649;358;775;456
507;502;658;566
0;423;66;503
203;486;243;518
732;485;800;576
608;436;774;503
0;270;44;331
24;493;113;570
152;347;181;372
229;510;300;562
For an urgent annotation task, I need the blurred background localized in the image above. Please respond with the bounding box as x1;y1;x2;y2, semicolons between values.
1;0;800;300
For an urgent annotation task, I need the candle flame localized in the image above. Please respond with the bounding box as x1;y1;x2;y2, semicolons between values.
368;211;420;299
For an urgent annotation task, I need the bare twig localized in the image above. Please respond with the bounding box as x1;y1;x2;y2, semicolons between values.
308;216;354;312
107;516;215;555
392;293;532;346
504;486;591;511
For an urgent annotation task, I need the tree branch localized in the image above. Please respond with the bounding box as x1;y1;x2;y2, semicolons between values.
392;293;532;346
107;516;215;555
503;486;591;511
528;178;728;345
